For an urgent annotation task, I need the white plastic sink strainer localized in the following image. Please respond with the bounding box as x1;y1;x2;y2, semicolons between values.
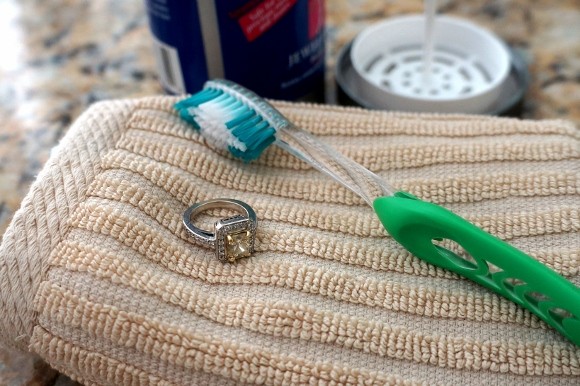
350;15;511;114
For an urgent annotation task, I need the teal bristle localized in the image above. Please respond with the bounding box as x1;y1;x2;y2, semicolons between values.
229;132;275;161
228;146;245;159
238;134;276;161
226;108;255;128
175;87;225;129
238;121;271;148
209;92;231;107
175;88;222;110
175;85;278;162
224;102;246;122
178;108;200;129
230;115;262;135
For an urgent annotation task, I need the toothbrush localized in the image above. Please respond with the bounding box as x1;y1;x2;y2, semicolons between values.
175;79;580;346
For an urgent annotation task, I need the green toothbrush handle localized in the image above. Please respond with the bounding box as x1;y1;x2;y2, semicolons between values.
373;191;580;346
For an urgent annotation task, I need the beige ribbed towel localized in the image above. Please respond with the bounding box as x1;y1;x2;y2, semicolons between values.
0;96;579;385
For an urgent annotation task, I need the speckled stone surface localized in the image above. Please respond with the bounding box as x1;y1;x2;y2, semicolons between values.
0;0;578;384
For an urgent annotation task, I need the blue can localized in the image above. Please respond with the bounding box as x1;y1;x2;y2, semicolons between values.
145;0;325;101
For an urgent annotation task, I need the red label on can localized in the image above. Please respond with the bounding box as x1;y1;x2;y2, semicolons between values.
238;0;297;42
308;0;324;39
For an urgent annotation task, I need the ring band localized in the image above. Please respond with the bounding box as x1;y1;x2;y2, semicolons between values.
183;198;257;262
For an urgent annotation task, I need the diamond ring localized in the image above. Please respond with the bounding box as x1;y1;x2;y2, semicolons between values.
182;198;257;262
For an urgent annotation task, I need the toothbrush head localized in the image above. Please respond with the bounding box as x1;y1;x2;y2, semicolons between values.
175;79;287;161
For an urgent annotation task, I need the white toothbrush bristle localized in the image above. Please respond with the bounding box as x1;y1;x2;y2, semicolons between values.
189;102;248;152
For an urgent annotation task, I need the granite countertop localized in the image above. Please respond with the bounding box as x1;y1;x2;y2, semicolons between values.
0;0;578;384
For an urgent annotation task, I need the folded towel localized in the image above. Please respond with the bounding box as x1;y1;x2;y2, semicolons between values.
1;96;578;385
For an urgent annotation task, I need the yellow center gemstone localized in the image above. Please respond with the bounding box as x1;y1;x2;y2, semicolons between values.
225;230;252;261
